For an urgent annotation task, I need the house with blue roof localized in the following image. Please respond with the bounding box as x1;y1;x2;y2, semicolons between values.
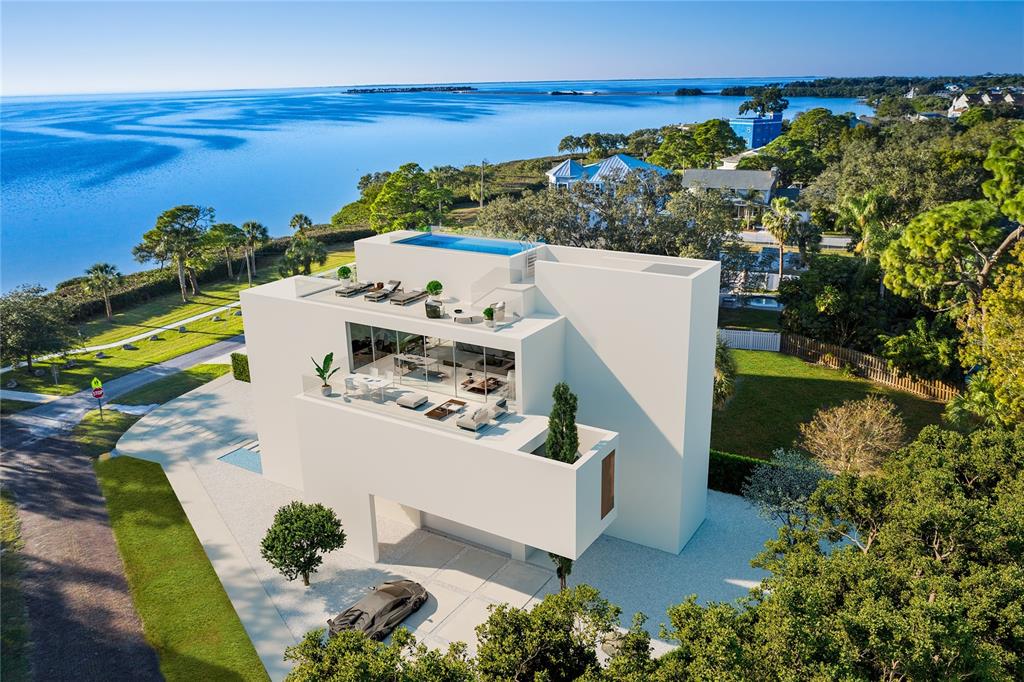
728;111;783;149
546;153;671;189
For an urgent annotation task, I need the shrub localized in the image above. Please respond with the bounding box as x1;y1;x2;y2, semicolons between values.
799;395;906;474
231;353;250;382
336;265;352;280
708;449;769;495
425;280;443;297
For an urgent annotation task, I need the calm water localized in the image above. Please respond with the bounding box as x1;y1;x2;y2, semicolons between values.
0;78;870;289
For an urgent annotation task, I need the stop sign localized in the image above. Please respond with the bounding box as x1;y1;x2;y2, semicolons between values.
92;388;104;399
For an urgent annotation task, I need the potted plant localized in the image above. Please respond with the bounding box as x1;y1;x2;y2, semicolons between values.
483;306;495;328
336;265;353;283
312;352;340;396
425;280;443;300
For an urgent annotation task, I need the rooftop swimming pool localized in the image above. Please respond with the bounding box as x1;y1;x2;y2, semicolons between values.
397;232;536;256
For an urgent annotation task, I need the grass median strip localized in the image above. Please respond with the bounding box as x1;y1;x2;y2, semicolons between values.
116;364;230;406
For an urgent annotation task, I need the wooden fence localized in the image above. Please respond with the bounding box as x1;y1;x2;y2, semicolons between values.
718;328;781;352
779;333;961;402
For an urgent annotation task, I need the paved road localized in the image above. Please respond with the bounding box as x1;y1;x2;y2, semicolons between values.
0;424;163;682
0;334;245;681
3;335;245;448
739;230;852;248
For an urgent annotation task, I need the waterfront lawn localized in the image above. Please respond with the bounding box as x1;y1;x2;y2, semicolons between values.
94;456;268;681
717;307;781;331
0;400;39;416
116;364;230;406
6;313;243;396
711;350;945;459
77;247;355;347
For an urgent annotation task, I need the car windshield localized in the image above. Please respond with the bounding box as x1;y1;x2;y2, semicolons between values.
377;584;410;598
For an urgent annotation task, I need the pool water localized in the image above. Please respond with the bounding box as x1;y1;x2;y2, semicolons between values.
218;447;262;474
746;297;783;310
398;232;535;256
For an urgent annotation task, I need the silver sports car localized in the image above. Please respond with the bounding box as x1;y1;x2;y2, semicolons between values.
327;580;429;640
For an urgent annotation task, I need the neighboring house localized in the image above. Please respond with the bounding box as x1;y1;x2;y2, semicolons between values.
718;148;762;170
241;230;720;562
728;111;783;149
545;153;671;189
910;112;945;122
904;86;919;99
947;92;985;118
679;167;780;223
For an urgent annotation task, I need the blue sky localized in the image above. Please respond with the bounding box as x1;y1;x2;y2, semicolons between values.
2;1;1021;96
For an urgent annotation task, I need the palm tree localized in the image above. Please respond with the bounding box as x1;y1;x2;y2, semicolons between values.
289;213;313;234
240;221;270;287
548;553;573;591
838;191;891;298
284;235;328;275
206;223;244;279
762;197;797;279
84;262;122;320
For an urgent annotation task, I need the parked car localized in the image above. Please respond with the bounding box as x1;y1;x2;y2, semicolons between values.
327;580;429;640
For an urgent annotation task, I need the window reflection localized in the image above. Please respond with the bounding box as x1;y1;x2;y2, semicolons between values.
346;323;515;403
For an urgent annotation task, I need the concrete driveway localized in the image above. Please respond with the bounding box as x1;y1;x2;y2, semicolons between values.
116;374;777;679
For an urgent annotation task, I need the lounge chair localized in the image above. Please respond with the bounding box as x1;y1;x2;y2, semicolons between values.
364;280;401;302
457;406;492;432
335;281;373;297
397;392;428;409
489;398;508;419
390;289;427;306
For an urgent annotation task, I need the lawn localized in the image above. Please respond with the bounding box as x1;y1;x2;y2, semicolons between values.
116;364;230;406
6;313;243;396
1;490;30;682
717;307;781;331
711;350;945;459
73;410;142;458
0;400;39;416
5;247;355;396
95;457;268;681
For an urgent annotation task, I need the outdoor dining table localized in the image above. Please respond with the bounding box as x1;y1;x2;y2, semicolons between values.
355;374;391;400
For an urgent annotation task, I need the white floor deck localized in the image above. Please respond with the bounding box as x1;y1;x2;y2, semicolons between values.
115;375;777;680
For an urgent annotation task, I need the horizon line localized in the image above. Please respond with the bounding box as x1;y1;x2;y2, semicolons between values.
7;71;1018;100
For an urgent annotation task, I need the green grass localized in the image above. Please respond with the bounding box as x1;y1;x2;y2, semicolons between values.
0;400;39;416
711;350;945;459
6;247;355;397
717;307;781;331
95;457;268;681
1;490;30;682
72;410;142;458
7;314;243;396
116;365;230;406
77;247;355;347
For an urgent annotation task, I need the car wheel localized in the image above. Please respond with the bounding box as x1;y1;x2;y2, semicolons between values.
412;597;426;609
371;630;386;642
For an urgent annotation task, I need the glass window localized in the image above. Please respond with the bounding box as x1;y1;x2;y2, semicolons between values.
397;332;427;386
424;337;456;395
454;342;488;402
371;327;398;377
349;323;374;372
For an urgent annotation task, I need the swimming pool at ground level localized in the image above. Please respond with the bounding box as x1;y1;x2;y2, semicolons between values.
397;233;536;256
218;447;262;474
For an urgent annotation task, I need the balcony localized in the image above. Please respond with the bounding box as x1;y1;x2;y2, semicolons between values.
295;375;619;558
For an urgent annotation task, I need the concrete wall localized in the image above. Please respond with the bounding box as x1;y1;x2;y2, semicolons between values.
294;395;614;561
534;252;720;554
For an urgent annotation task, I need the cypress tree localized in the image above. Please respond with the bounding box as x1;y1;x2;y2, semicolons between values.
545;382;579;463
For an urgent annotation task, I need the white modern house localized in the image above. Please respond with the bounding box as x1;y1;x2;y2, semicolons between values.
546;153;671;189
240;230;719;564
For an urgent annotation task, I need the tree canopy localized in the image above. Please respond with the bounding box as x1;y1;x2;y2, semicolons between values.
649;120;745;170
737;84;789;117
0;285;77;369
369;162;453;232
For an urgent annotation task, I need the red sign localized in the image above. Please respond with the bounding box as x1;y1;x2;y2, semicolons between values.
92;388;104;399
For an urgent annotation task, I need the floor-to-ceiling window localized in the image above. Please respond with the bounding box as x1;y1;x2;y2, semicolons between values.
346;323;515;403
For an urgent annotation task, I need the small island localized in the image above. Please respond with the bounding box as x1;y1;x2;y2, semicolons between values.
674;87;706;96
345;85;476;94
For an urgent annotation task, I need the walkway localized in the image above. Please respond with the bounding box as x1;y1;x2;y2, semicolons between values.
3;335;245;446
0;337;245;681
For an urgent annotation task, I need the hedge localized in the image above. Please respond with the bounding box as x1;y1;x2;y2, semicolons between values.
708;449;771;495
231;353;250;383
52;225;375;322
